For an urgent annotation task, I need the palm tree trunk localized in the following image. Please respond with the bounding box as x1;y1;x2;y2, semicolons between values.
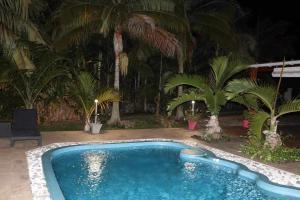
175;58;184;120
263;117;282;149
144;79;147;113
156;54;164;116
84;118;91;132
206;115;222;139
108;28;122;125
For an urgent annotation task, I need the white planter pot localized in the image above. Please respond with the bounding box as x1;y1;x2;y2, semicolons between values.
91;123;103;134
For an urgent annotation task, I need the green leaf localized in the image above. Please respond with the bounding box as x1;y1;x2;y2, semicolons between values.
167;91;205;112
277;99;300;118
247;85;276;111
164;74;208;93
204;89;226;115
225;78;256;98
248;111;269;143
211;56;249;90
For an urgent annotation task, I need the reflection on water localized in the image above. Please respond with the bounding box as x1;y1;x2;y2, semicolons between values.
183;162;196;179
82;151;107;188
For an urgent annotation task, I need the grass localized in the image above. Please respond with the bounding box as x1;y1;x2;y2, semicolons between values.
40;121;83;132
40;114;185;132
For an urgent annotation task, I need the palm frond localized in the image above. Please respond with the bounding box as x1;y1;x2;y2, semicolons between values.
248;111;269;143
248;85;276;111
167;91;205;111
192;12;237;49
229;94;259;110
204;89;226;115
31;67;68;103
211;55;248;89
95;89;120;111
164;74;208;93
130;0;175;13
0;0;45;69
225;78;256;99
126;14;181;58
11;48;36;70
277;99;300;118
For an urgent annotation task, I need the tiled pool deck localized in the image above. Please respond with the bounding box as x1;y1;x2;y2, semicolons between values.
1;128;300;200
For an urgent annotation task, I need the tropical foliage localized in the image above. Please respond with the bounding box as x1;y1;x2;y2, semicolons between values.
53;0;184;125
226;79;300;149
0;0;46;69
242;142;300;162
71;72;119;131
165;55;248;138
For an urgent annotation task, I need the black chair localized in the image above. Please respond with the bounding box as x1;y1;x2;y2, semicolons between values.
10;109;42;147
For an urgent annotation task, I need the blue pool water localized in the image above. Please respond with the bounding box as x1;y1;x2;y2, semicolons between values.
47;142;299;200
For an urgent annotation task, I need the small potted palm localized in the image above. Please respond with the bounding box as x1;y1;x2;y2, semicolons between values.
72;72;119;133
242;110;250;129
186;112;200;130
185;101;201;130
90;99;102;134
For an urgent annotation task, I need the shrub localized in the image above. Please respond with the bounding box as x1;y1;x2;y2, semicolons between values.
242;142;300;162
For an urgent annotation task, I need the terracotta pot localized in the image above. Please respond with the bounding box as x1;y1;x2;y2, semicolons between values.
242;119;249;129
188;120;198;130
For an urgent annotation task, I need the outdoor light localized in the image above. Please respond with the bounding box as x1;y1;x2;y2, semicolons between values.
191;100;195;116
94;99;98;123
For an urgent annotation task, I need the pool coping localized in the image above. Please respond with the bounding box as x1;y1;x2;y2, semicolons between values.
26;139;300;200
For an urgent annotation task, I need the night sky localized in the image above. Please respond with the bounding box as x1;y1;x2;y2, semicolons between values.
239;0;300;60
238;0;300;92
239;0;299;22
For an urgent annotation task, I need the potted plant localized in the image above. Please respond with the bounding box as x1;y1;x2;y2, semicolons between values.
185;110;201;130
72;72;119;133
242;110;250;129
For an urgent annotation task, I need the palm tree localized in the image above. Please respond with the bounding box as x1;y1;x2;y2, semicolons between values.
0;0;46;69
1;43;70;109
165;55;248;138
72;72;119;131
226;79;300;149
167;0;240;120
6;65;67;109
53;0;182;125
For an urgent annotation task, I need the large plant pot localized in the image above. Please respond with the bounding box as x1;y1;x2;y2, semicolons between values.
242;119;249;129
91;123;103;134
188;120;197;130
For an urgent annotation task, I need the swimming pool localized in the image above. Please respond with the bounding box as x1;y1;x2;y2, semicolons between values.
42;141;300;200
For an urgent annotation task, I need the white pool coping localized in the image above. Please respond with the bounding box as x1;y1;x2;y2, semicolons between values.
26;139;300;200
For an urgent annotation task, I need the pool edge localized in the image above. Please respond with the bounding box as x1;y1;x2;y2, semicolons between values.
26;139;300;200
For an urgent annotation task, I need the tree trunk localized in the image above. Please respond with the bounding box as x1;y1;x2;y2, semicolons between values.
144;97;147;113
263;118;282;149
108;28;122;125
156;54;163;116
175;58;184;120
84;118;91;132
155;92;161;116
205;115;222;139
143;79;147;113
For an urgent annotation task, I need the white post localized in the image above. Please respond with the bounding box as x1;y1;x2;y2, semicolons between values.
94;99;98;123
191;100;195;116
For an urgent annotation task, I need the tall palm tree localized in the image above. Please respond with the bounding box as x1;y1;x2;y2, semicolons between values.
53;0;182;125
169;0;240;120
0;0;46;69
72;72;119;131
165;55;248;138
226;79;300;149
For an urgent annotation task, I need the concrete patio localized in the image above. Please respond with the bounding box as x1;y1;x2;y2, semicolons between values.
0;128;299;200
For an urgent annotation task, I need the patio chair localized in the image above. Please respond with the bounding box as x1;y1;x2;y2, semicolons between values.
10;109;42;147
